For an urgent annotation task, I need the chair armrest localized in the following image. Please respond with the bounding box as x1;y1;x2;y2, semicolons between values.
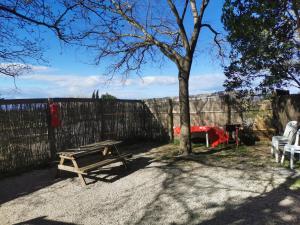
284;145;300;151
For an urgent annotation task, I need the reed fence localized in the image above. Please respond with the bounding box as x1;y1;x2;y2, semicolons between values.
145;93;300;141
0;98;167;175
1;93;299;175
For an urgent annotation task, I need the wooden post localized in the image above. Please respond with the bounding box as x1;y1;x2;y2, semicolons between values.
225;94;231;125
141;101;147;139
47;100;57;160
100;99;105;140
168;98;174;142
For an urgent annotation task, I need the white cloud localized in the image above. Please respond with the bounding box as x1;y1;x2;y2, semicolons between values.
121;76;177;87
0;63;51;73
30;65;51;72
140;76;177;86
189;73;225;92
21;74;179;89
21;74;106;88
1;72;226;99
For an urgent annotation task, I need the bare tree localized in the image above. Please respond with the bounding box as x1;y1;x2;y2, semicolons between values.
68;0;222;154
75;0;220;154
0;0;77;77
1;0;222;154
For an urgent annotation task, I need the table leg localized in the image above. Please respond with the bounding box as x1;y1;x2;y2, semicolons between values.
113;144;121;155
113;144;128;169
72;159;86;186
103;146;109;156
206;132;209;148
56;157;65;178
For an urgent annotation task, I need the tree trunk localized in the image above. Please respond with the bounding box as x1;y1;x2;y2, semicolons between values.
178;67;192;155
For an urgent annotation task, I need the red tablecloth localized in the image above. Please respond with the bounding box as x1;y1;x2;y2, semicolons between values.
174;126;229;147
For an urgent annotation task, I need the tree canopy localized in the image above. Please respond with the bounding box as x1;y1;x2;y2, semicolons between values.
101;93;117;100
222;0;300;93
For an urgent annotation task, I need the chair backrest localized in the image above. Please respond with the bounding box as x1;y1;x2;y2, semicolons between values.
283;121;298;137
292;129;300;146
287;125;299;144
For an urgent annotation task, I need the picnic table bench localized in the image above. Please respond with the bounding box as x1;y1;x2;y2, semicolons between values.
57;140;132;185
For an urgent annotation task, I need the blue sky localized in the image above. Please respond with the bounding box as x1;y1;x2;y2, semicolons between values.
0;1;227;99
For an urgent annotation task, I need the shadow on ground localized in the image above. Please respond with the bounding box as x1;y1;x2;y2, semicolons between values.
14;216;78;225
193;145;234;155
198;177;300;225
130;159;300;225
3;141;300;225
71;156;152;185
0;141;161;205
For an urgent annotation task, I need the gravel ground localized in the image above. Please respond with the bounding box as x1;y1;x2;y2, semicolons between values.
1;143;300;225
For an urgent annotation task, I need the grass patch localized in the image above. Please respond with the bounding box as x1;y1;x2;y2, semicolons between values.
163;141;278;170
173;139;207;148
192;142;206;148
152;141;283;171
173;139;180;145
289;178;300;190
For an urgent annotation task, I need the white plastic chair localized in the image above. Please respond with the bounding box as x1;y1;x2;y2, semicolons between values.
271;121;298;162
281;129;300;169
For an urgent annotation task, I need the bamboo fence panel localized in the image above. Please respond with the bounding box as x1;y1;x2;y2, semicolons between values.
145;93;279;140
0;102;49;174
0;98;168;175
53;99;167;152
2;93;296;175
54;100;103;151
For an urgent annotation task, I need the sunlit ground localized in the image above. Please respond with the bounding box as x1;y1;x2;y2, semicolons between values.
1;141;300;225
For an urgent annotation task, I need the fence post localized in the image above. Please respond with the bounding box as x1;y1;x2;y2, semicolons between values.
167;98;174;142
142;100;147;139
100;99;105;140
47;100;57;160
225;94;231;125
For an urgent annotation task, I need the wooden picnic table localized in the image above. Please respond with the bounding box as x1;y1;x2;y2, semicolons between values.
57;140;131;185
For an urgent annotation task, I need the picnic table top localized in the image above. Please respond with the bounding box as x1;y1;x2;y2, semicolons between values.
58;140;122;158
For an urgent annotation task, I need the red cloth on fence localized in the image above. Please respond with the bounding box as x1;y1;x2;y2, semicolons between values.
49;103;61;128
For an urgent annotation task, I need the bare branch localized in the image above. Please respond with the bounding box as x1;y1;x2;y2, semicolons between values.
0;4;75;41
166;0;190;52
190;0;199;24
286;69;300;87
190;0;210;54
0;63;30;77
201;23;224;57
150;24;179;36
182;0;189;21
111;0;181;63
